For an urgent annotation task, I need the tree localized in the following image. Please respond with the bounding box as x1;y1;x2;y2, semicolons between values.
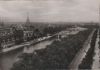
0;38;2;51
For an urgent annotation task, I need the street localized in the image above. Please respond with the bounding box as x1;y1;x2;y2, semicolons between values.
92;30;100;70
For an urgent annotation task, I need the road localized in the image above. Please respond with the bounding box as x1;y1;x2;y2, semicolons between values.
68;29;96;70
92;30;100;70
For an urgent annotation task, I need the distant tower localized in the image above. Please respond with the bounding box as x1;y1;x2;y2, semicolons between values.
0;18;4;27
1;21;4;27
99;6;100;26
25;13;31;26
26;15;30;24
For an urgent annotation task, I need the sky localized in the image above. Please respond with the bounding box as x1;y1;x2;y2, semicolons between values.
0;0;99;22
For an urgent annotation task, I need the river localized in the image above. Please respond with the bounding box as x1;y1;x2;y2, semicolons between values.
0;39;53;70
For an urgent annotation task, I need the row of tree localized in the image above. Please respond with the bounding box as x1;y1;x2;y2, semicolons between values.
79;29;98;69
99;30;100;49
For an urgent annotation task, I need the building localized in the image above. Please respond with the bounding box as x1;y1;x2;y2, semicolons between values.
0;28;15;49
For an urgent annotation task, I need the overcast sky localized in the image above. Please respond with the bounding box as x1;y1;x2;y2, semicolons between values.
0;0;99;22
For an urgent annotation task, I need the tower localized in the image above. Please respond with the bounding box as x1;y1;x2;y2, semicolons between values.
25;13;31;26
26;15;30;24
1;21;4;27
98;5;100;28
0;18;4;27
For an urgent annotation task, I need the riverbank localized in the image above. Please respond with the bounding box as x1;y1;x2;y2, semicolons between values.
0;39;54;70
0;36;53;54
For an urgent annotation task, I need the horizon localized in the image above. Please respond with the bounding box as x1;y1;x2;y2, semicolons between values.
2;21;99;24
0;0;99;23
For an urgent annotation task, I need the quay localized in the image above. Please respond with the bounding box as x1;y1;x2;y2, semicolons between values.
0;35;53;53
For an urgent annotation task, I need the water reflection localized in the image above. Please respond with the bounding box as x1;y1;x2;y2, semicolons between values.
0;49;23;70
0;40;53;70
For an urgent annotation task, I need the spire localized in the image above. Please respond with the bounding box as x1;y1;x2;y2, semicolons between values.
98;6;100;27
26;16;30;24
26;13;30;24
99;6;100;24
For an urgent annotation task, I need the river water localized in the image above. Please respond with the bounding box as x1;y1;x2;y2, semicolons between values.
0;39;53;70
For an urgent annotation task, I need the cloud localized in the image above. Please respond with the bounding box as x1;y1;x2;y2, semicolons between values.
0;0;99;22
